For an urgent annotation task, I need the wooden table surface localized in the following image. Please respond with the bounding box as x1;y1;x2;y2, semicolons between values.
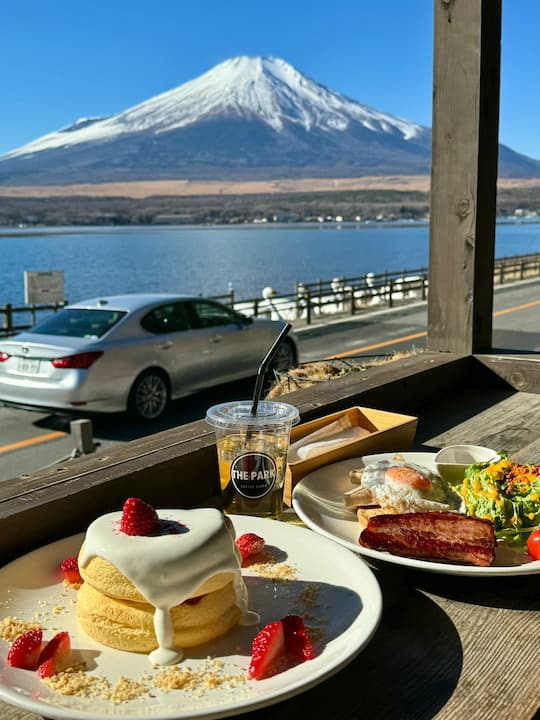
1;387;539;720
2;556;538;720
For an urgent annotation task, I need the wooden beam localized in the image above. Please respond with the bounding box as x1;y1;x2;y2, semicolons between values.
474;352;540;393
428;0;502;352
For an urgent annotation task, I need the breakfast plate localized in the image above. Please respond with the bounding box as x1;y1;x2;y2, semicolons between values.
292;452;540;577
0;514;382;720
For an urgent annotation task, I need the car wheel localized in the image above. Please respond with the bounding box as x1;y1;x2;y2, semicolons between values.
269;338;297;374
128;370;170;421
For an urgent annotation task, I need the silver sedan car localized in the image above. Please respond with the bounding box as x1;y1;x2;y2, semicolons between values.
0;294;298;421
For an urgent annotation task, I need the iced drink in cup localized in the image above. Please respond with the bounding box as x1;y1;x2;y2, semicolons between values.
206;400;299;519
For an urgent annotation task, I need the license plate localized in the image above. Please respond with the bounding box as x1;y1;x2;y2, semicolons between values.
17;357;40;374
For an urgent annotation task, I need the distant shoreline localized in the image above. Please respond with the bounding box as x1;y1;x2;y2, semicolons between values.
1;218;539;239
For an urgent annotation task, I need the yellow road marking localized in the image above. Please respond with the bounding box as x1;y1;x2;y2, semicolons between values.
324;297;540;359
493;298;540;316
0;431;65;455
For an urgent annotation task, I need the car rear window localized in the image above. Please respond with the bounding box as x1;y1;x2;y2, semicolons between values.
27;308;127;338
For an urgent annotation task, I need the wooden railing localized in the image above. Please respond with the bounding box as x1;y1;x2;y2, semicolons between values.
1;252;539;336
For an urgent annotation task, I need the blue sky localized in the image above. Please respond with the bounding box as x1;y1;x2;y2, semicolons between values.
0;1;538;159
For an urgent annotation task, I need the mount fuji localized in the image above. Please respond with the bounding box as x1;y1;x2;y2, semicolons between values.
1;55;539;185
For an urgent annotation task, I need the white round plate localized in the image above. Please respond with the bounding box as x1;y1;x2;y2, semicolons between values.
292;452;540;577
0;514;382;720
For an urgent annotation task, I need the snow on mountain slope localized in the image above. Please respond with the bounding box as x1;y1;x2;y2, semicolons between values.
1;56;425;160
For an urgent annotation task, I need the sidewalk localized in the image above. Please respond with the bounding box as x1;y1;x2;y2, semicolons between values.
287;297;427;334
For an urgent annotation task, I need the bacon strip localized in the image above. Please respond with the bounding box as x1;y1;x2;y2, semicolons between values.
359;511;496;566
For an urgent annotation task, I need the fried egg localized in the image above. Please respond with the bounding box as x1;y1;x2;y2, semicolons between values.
344;459;464;513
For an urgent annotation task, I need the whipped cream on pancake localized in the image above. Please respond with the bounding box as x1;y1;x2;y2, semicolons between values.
79;507;258;665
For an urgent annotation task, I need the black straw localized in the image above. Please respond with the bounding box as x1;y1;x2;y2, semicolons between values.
250;322;292;416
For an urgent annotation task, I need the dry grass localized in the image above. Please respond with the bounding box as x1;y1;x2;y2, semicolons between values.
0;176;432;199
0;176;538;200
266;349;424;398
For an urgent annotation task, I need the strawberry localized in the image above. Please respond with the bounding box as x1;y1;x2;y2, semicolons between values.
6;628;43;670
119;497;159;536
37;631;71;678
235;532;265;565
248;620;286;680
282;614;314;662
60;556;83;586
249;615;314;680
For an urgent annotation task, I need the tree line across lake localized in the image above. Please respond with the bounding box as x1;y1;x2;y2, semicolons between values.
1;184;539;227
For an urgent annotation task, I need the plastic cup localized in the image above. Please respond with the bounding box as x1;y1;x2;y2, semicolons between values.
206;400;299;518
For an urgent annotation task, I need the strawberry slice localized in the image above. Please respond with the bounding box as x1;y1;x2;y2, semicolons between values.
249;615;314;680
282;614;314;662
235;532;265;566
6;628;43;670
37;631;71;678
248;620;286;680
119;497;159;536
60;556;83;586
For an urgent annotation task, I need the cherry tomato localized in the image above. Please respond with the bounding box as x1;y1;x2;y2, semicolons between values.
527;528;540;560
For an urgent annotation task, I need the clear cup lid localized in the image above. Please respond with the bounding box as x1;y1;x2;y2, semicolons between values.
206;400;299;430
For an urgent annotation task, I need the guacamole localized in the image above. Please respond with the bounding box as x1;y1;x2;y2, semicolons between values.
456;453;540;544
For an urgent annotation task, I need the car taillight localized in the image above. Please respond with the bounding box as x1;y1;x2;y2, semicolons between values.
0;352;10;362
51;351;104;369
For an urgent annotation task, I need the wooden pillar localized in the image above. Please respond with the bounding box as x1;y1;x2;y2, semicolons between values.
428;0;502;353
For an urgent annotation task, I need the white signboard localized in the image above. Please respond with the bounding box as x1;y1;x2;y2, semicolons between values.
24;271;65;304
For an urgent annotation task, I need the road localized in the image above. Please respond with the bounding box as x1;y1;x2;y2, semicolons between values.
1;278;539;481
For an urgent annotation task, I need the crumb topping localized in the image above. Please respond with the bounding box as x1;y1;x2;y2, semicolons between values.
0;616;42;642
154;658;247;694
247;548;297;580
43;666;153;702
107;676;153;703
63;579;83;591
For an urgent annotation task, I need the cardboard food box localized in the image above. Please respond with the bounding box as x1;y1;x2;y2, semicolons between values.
283;406;418;506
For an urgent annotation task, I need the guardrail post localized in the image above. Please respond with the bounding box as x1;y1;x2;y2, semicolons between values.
70;419;95;455
349;288;355;315
388;280;394;308
2;304;12;334
306;294;312;325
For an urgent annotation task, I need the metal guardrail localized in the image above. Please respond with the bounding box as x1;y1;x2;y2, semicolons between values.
0;300;68;337
230;252;540;324
1;252;539;336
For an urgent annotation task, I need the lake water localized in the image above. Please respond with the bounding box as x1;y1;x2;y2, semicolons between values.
1;220;540;306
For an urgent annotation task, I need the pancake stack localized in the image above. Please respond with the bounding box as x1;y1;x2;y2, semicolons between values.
76;502;255;665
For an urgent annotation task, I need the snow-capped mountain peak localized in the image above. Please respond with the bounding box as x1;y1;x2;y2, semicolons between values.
171;55;422;138
2;56;424;160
